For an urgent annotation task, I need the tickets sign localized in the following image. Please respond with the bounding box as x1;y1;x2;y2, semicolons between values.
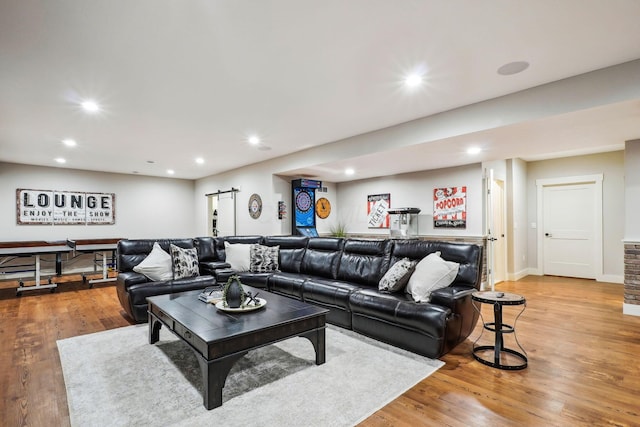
16;188;115;225
433;187;466;228
367;193;390;228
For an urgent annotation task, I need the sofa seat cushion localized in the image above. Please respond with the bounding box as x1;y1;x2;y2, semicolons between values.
269;272;308;299
302;278;361;309
128;275;215;306
349;288;451;338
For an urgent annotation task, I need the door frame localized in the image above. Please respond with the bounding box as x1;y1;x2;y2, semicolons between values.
491;178;507;284
536;174;603;280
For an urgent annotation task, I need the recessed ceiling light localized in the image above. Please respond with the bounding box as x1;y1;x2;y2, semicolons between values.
404;74;423;87
81;100;100;113
467;147;482;155
167;169;175;175
497;61;530;76
248;136;260;145
345;168;355;176
195;157;204;164
55;157;66;164
62;138;77;147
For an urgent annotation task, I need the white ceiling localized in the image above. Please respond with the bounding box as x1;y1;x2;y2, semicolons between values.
1;0;640;181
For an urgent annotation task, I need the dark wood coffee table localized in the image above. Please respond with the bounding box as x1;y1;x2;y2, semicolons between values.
147;286;329;409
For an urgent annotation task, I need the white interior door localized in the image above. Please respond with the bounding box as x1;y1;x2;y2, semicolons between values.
216;192;236;237
542;182;597;278
491;179;507;284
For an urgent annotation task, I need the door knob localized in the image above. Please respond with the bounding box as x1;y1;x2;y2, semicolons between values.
545;233;552;237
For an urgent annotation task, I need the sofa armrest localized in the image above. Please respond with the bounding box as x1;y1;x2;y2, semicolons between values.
116;271;148;291
199;261;231;276
429;285;476;314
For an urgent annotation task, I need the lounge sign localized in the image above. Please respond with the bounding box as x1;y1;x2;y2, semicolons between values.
16;188;115;225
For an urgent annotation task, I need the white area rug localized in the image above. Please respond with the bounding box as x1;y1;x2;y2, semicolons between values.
58;324;443;427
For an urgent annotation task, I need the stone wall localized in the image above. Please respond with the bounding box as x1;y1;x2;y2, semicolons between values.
624;242;640;306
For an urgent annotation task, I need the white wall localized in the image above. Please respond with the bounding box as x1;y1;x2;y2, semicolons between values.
194;159;483;238
1;162;197;241
195;162;294;237
525;151;624;280
336;164;484;237
624;140;640;241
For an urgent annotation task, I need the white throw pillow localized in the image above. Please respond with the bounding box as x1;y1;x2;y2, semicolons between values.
406;251;459;302
224;242;251;271
132;242;173;281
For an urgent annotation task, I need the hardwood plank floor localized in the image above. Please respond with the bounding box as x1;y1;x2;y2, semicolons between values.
1;275;638;426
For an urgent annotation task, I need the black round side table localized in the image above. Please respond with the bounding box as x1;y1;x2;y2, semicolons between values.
471;291;527;370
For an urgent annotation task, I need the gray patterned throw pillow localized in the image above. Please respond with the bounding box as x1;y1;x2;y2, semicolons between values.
379;258;417;292
250;244;279;273
170;244;200;279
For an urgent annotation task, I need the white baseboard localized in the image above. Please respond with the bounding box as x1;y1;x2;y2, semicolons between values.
623;303;640;317
597;274;623;284
507;268;539;281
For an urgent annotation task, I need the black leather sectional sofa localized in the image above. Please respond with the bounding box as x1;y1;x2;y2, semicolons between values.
116;235;483;358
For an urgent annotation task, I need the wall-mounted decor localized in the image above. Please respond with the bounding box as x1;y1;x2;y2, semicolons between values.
16;188;115;225
433;187;466;228
278;201;287;220
248;193;262;219
315;197;331;219
367;193;390;228
291;178;320;237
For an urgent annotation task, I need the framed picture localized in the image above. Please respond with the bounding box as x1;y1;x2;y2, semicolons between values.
16;188;115;225
367;193;390;228
433;187;466;228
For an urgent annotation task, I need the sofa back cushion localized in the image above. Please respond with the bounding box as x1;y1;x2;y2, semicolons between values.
263;235;309;273
193;237;217;262
117;238;195;273
337;239;392;287
301;237;344;279
389;240;482;289
213;235;264;261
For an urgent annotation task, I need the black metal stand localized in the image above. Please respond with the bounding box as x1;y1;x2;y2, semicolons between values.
472;292;527;370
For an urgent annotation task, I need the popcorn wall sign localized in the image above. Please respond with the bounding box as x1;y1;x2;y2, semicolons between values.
433;187;466;228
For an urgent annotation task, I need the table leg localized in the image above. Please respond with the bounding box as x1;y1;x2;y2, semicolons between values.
300;326;326;365
149;314;162;344
55;253;63;276
196;351;247;410
35;254;41;285
88;251;117;287
493;302;503;366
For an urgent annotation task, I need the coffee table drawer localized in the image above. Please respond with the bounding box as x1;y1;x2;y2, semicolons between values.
151;306;175;331
174;322;206;354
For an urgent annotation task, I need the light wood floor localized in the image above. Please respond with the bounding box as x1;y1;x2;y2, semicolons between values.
1;275;639;426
